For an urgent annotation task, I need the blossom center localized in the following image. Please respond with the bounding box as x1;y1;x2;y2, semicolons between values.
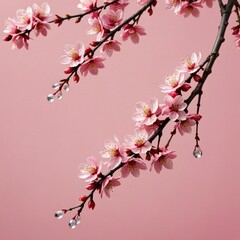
165;73;179;88
69;50;80;61
84;165;97;175
143;106;152;117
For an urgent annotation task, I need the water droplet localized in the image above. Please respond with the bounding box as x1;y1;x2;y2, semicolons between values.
47;94;54;102
76;216;81;225
52;83;60;89
54;210;64;219
193;146;202;158
57;92;62;99
68;219;77;229
63;84;70;92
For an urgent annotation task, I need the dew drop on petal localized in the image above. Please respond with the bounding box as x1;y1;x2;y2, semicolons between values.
63;84;70;92
69;219;77;229
193;146;202;158
54;210;64;219
52;83;60;89
57;92;63;99
47;94;54;102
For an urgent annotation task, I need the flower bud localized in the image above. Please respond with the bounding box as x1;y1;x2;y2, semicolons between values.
73;73;80;83
148;7;153;16
85;47;92;56
168;91;178;98
3;34;12;41
89;41;99;47
88;200;95;210
232;25;240;35
85;183;95;190
193;74;202;82
79;195;87;202
75;17;81;23
181;83;191;92
64;67;73;74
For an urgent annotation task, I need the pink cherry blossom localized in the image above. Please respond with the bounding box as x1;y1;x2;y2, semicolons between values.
132;98;161;126
162;95;187;121
137;0;150;6
3;18;19;35
151;149;176;173
179;1;203;18
3;19;30;50
32;2;52;36
121;158;147;178
165;0;182;14
175;117;196;135
60;42;85;67
14;7;34;31
100;176;121;198
104;0;129;11
125;129;152;154
121;24;146;44
201;0;215;8
77;0;96;12
175;114;201;135
136;122;159;136
80;56;105;76
11;34;30;49
101;9;124;30
100;136;126;170
79;156;102;182
100;40;121;56
160;73;185;93
87;16;104;41
176;52;201;74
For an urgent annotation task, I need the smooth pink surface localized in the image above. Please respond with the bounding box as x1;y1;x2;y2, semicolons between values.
1;1;240;240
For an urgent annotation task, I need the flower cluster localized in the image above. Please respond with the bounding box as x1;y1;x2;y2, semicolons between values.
54;51;204;229
47;0;152;101
165;0;214;17
3;2;53;49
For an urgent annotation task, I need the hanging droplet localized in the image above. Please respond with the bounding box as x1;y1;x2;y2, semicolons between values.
47;94;54;102
57;92;63;100
54;210;64;219
68;219;77;229
63;84;70;92
193;145;202;158
52;83;60;89
76;216;81;225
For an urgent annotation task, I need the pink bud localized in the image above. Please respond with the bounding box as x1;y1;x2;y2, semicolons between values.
181;83;191;92
79;195;87;202
168;91;178;98
232;26;240;35
85;183;95;190
88;201;95;210
193;74;202;82
89;41;99;47
3;34;12;41
73;73;80;83
148;7;153;16
85;47;92;56
64;67;73;74
189;114;202;121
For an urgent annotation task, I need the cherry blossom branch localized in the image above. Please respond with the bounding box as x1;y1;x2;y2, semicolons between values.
49;0;157;99
150;0;235;147
53;0;238;229
52;0;119;25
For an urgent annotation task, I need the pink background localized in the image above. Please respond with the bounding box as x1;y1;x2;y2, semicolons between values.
1;1;240;240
